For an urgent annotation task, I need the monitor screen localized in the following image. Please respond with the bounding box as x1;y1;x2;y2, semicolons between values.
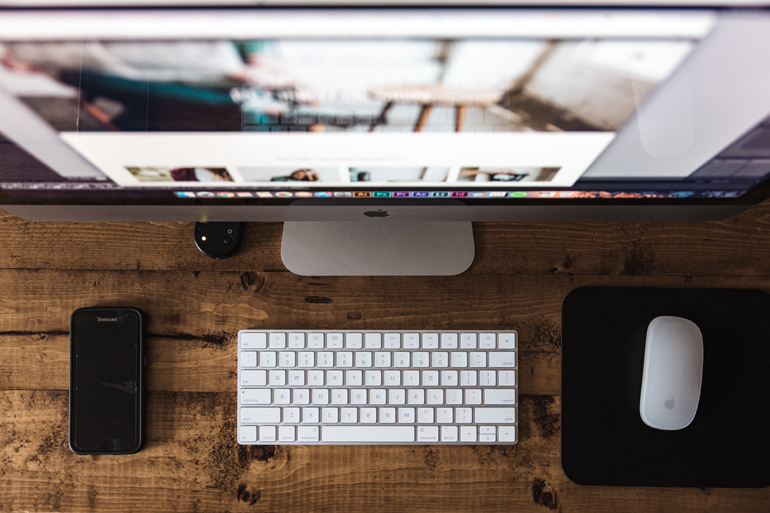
1;7;769;206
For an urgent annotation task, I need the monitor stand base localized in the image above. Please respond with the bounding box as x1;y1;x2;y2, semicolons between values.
281;221;475;276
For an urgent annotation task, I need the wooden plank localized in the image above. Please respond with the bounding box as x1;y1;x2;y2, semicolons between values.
1;269;769;395
1;390;766;513
2;201;770;275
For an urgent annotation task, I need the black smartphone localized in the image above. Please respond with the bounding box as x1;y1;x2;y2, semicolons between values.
69;307;146;455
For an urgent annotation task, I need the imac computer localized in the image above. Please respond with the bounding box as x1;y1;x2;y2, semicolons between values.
1;4;770;275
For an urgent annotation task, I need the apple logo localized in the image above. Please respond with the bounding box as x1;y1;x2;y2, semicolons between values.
664;397;675;410
364;209;390;218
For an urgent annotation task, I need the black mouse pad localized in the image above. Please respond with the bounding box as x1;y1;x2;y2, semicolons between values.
561;287;770;488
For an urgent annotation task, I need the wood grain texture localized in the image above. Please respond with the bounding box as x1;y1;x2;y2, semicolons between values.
1;205;770;512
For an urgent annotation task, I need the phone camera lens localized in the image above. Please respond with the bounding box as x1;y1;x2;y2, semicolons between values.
223;235;233;245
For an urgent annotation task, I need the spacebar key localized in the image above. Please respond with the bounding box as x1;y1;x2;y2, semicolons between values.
322;426;415;443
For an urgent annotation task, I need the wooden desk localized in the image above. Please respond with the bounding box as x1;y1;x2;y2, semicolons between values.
1;203;769;512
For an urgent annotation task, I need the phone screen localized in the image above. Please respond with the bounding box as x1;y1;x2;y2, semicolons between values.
71;309;142;452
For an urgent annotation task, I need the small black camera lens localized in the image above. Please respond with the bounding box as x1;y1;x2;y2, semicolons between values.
223;235;233;245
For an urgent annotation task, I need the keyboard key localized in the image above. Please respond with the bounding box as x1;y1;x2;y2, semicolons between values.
469;352;486;368
370;389;387;404
312;389;329;405
479;370;496;386
331;389;348;405
456;407;473;424
260;426;277;442
269;333;286;349
431;352;449;368
269;370;286;386
499;370;516;386
327;333;343;349
293;389;310;405
240;425;257;442
394;352;410;367
346;370;363;386
413;352;429;368
303;407;320;423
499;426;516;442
460;370;477;387
298;426;319;442
423;371;439;386
498;333;516;349
259;352;276;368
322;407;339;423
422;333;439;349
279;425;296;442
327;370;343;386
380;408;397;423
388;389;406;405
351;389;367;404
323;426;414;443
475;407;516;424
441;370;458;386
408;389;425;405
317;352;334;368
404;333;420;349
446;389;463;405
288;333;305;349
451;352;468;368
417;426;439;442
241;332;267;349
427;389;444;404
365;333;382;349
241;407;280;424
365;371;382;387
307;370;324;386
356;352;372;368
336;352;353;368
298;352;315;367
288;370;304;386
274;389;291;405
484;389;516;405
461;426;477;442
375;352;391;367
341;408;357;423
479;426;496;434
384;333;400;348
345;333;363;349
461;333;477;349
384;370;400;386
399;407;415;423
308;333;324;348
240;369;267;386
441;333;458;349
284;407;300;423
403;371;420;386
360;408;377;423
442;426;458;442
240;351;257;368
466;390;482;405
480;434;496;443
479;333;496;349
418;408;434;423
279;352;296;368
490;352;516;368
436;407;453;423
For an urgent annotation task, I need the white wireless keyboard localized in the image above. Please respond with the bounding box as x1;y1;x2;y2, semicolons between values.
237;330;518;445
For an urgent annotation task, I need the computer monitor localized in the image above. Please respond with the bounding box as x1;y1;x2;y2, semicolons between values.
1;5;770;275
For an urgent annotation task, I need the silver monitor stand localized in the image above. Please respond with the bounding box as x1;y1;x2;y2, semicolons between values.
281;220;475;276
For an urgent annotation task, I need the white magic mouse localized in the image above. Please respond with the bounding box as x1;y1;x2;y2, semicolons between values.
640;316;703;430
